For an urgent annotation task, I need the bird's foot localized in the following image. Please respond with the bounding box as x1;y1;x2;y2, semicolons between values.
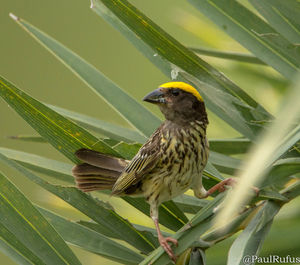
204;178;260;198
203;178;235;197
158;235;178;263
216;177;236;193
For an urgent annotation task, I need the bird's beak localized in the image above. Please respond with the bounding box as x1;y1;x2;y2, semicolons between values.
143;89;166;104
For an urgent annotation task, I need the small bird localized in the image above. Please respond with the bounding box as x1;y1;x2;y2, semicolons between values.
72;82;233;262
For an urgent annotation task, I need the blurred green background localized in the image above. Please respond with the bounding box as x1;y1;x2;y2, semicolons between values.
0;0;298;264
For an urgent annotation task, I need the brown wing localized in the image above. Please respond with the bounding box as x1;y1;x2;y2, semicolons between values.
111;127;162;195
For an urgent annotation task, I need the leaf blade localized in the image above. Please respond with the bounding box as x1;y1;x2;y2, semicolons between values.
190;47;265;65
48;104;147;143
209;138;251;154
0;171;82;265
250;0;300;43
38;207;143;265
91;0;271;140
0;75;120;163
0;147;188;231
11;15;161;137
227;202;280;265
189;0;300;79
0;225;45;265
0;152;156;254
261;158;300;188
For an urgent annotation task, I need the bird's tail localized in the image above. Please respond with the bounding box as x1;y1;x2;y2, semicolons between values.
72;148;127;192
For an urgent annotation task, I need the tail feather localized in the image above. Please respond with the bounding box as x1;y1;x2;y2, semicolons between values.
75;148;127;171
77;183;115;192
72;149;127;192
72;163;120;178
75;175;117;183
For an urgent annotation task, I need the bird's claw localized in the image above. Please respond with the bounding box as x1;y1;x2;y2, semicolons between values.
216;178;260;195
159;236;178;263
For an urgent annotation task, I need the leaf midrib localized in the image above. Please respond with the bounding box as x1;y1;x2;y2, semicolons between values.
271;6;300;36
109;210;156;249
0;80;97;150
207;0;298;70
0;190;70;264
0;233;39;265
108;0;256;103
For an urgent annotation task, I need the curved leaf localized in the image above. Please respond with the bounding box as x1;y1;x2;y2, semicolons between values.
250;0;300;43
202;208;255;244
227;201;279;265
0;147;74;183
260;158;300;189
38;207;143;265
10;14;161;137
281;180;300;201
216;76;300;227
190;47;265;65
90;0;271;140
209;138;251;154
274;124;300;161
0;226;44;265
209;151;241;175
173;195;208;214
0;32;189;232
189;0;300;79
0;153;155;254
0;147;188;231
48;104;147;143
0;75;120;164
0;171;81;265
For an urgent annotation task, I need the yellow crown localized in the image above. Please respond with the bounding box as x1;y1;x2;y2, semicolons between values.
159;82;203;102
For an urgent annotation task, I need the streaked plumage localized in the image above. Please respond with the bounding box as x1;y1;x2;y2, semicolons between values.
73;81;210;262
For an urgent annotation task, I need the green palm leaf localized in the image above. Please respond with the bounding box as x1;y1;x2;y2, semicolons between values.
189;0;300;79
0;153;156;254
90;0;271;140
10;14;161;137
0;171;82;265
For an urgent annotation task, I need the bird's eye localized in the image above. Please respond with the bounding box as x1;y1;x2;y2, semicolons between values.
171;90;180;96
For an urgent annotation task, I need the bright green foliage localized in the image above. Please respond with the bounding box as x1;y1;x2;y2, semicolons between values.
0;1;299;265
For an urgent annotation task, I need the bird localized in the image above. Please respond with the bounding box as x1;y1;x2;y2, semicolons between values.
72;81;233;262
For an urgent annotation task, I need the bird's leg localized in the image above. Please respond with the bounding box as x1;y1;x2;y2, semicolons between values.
151;208;178;263
203;178;236;198
152;217;178;263
198;178;259;199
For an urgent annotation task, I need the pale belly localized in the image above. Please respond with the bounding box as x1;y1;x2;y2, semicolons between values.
141;163;204;206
